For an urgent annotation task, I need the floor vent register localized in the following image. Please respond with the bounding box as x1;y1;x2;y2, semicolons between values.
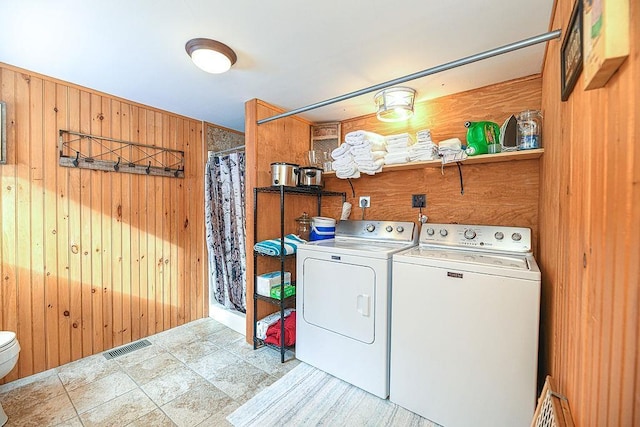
103;339;152;360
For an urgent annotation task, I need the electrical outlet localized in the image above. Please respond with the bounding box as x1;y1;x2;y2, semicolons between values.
359;196;371;208
412;194;426;208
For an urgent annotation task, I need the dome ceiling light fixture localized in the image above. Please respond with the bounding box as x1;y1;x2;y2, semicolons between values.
185;38;237;74
374;86;416;122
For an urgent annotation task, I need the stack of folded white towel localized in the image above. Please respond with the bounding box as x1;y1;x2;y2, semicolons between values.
331;143;359;179
409;129;438;161
384;133;415;165
332;130;387;178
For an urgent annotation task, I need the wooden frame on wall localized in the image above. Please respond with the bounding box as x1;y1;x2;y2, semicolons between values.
311;122;341;154
583;0;630;90
561;0;584;102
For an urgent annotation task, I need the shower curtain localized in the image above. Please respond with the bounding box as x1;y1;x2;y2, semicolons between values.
205;151;247;312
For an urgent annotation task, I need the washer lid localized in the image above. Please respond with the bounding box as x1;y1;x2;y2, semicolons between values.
0;331;16;349
400;247;531;270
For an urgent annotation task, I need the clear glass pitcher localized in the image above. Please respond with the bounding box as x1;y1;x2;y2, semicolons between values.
295;212;311;241
516;110;543;150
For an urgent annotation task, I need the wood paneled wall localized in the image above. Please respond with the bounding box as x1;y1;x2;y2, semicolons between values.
0;63;207;382
326;76;543;251
539;1;639;425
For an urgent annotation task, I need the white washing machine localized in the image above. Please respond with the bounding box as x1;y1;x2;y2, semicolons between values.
296;220;418;399
390;223;541;427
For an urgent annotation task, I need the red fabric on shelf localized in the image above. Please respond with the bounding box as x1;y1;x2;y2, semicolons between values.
264;311;296;346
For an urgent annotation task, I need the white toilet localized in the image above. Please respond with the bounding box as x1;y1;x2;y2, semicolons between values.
0;332;20;426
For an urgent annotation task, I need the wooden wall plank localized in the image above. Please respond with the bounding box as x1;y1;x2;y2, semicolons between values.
120;103;132;345
55;83;72;367
110;99;123;347
29;75;46;374
184;120;192;320
100;96;114;352
176;119;186;325
89;93;104;354
136;108;148;337
0;63;206;381
43;79;59;369
193;121;206;319
185;119;196;321
15;71;34;377
0;69;19;381
160;113;171;330
169;116;178;327
79;89;93;358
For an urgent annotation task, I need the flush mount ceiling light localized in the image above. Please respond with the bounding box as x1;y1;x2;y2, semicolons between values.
374;86;416;122
185;38;237;74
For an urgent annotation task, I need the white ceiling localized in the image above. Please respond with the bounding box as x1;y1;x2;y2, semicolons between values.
0;0;555;132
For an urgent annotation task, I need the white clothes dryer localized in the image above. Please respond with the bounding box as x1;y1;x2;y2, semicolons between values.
296;220;418;399
390;223;541;427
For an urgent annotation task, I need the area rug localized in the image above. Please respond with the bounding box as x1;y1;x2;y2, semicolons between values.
227;362;438;426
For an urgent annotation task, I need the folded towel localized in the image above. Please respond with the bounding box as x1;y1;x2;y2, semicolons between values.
354;150;386;162
336;169;361;179
358;158;385;174
409;152;435;161
370;139;387;152
387;144;413;153
332;154;354;168
254;234;307;256
416;129;433;142
384;151;410;165
331;143;351;159
257;309;294;340
265;311;297;346
345;130;386;147
438;137;462;150
386;133;414;144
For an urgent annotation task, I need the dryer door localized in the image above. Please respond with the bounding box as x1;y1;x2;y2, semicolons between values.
301;257;375;344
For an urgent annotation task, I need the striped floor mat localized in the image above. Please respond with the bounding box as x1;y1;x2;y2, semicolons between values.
227;362;438;426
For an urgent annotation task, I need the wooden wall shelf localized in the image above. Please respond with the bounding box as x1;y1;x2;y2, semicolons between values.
324;148;544;175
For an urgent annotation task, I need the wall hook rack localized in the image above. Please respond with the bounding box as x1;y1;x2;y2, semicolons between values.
58;129;185;178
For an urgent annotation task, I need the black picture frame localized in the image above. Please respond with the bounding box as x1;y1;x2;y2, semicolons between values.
561;0;583;101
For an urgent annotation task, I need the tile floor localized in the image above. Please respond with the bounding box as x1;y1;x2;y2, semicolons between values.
0;318;299;427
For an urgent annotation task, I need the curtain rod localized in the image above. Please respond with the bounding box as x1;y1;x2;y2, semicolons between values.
257;29;561;125
209;145;245;156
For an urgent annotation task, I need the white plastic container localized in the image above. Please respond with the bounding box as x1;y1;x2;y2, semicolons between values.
256;271;291;297
309;217;336;241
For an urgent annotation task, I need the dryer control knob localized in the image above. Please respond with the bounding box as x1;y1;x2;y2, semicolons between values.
494;232;504;240
366;224;376;232
385;226;393;232
439;229;448;237
512;232;522;241
426;228;435;236
464;229;476;240
396;226;404;233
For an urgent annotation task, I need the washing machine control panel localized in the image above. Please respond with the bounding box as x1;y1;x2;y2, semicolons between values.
336;220;418;243
420;223;532;253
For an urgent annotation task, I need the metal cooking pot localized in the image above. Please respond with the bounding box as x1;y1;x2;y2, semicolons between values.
297;166;323;187
271;162;299;186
